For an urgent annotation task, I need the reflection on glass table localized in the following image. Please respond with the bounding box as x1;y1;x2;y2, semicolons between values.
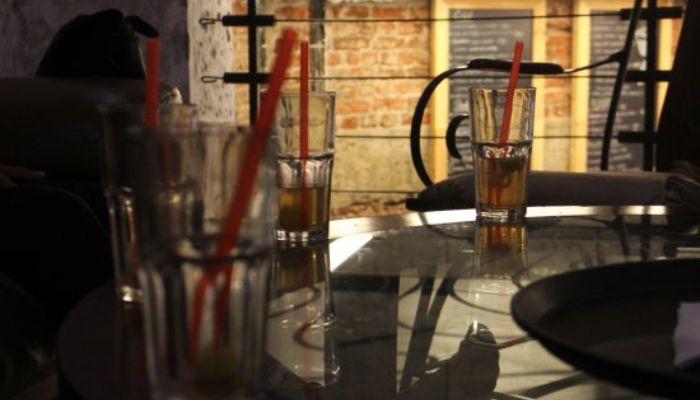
309;207;700;400
58;206;700;400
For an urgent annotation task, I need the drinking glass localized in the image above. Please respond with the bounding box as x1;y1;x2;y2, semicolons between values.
275;91;336;244
127;123;276;399
97;104;197;303
469;87;535;222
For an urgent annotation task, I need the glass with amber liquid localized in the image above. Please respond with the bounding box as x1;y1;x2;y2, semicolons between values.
470;87;535;222
275;92;336;243
474;142;531;220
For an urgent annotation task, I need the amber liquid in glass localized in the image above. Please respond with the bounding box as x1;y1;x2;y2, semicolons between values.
273;246;327;294
474;142;530;212
277;185;330;232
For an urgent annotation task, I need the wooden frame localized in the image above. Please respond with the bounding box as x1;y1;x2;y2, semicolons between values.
430;0;547;182
571;0;675;171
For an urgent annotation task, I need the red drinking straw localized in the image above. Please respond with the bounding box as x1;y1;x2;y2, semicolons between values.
300;41;310;229
490;41;524;207
499;41;524;145
145;38;160;127
188;29;297;362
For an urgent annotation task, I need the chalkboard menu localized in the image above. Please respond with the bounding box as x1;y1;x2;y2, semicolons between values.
587;14;646;170
448;9;533;176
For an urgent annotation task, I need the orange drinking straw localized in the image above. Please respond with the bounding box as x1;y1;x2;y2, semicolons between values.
300;41;310;229
145;38;160;127
499;41;524;146
491;41;524;207
188;29;297;362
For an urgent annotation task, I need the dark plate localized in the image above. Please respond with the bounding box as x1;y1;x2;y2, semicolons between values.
511;259;700;400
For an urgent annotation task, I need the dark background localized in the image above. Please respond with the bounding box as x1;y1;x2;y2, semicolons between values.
0;0;190;99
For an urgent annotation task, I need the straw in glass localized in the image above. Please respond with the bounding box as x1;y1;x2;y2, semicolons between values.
488;41;524;207
300;41;310;229
188;29;298;363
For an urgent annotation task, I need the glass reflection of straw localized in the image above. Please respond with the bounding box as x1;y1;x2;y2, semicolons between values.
188;29;297;364
300;41;310;229
490;41;524;206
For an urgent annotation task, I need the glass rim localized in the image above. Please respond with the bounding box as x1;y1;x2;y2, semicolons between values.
468;87;536;94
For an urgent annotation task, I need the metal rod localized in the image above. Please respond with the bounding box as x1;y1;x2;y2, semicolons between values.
276;12;621;23
601;0;644;170
247;0;258;125
644;0;658;171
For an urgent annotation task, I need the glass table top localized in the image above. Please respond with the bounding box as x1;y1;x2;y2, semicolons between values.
267;206;700;400
58;206;700;400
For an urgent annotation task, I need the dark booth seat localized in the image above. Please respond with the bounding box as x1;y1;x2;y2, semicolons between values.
406;170;671;211
0;77;180;181
0;77;180;400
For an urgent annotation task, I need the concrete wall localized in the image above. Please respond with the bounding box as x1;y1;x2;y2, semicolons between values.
0;0;189;99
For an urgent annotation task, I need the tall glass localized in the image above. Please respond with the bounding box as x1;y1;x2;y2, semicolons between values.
275;92;336;244
126;124;276;399
469;88;535;222
267;242;339;389
97;104;198;303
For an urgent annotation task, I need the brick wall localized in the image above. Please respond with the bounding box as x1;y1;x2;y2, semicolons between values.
250;0;432;218
323;1;430;218
544;0;573;171
229;0;682;218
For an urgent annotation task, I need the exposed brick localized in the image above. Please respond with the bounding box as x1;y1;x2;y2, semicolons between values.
397;23;423;35
405;66;429;77
341;5;370;19
547;36;571;64
405;35;429;48
334;37;370;50
378;22;397;34
371;6;407;19
546;91;570;103
346;52;360;65
377;66;405;76
341;116;360;130
361;114;378;128
409;6;430;20
394;80;426;94
375;98;405;111
237;0;598;218
276;6;308;20
398;50;427;65
337;84;358;98
360;51;378;65
358;84;375;98
380;114;398;128
401;114;419;126
379;51;399;65
374;37;403;49
327;51;342;66
338;99;371;114
334;22;376;37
